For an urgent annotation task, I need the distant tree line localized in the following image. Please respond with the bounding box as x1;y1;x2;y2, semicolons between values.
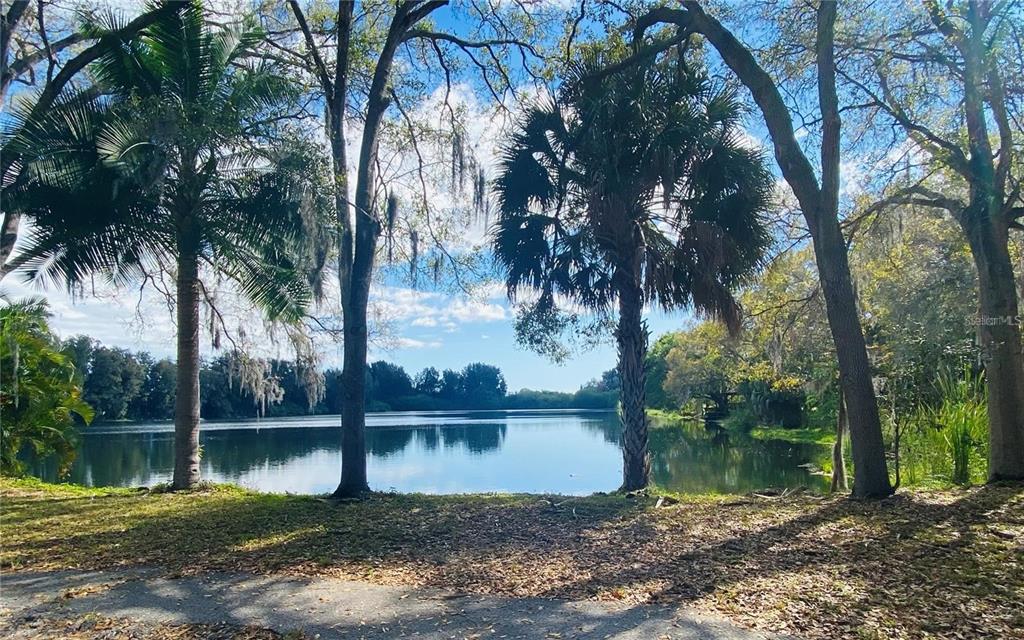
61;336;618;423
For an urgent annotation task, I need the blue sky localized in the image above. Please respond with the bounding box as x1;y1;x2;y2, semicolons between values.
362;287;696;391
0;0;770;393
3;271;695;393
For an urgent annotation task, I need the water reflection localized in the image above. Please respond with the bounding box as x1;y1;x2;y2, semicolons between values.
29;410;828;495
649;420;823;494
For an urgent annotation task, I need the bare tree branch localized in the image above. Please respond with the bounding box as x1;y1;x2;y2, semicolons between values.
286;0;334;103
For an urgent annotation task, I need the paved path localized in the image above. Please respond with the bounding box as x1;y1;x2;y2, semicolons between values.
0;569;793;639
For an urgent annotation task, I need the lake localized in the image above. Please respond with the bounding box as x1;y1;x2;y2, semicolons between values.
31;410;830;495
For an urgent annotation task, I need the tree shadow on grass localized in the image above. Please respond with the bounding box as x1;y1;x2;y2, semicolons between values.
2;490;647;578
533;483;1023;637
3;483;1021;637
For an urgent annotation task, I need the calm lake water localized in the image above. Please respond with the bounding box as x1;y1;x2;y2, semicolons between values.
31;410;829;495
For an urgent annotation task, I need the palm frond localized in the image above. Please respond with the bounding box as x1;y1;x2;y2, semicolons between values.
490;43;774;330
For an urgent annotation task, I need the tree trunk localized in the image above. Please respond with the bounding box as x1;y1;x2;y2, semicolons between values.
332;2;435;497
812;215;892;497
287;0;444;497
813;0;891;499
0;210;21;280
335;310;370;496
172;249;201;490
633;2;892;498
964;215;1024;480
957;3;1024;482
617;275;650;492
333;143;380;499
831;387;848;492
1;2;31;103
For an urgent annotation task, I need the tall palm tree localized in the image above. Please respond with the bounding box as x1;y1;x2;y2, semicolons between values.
3;2;322;490
492;50;774;490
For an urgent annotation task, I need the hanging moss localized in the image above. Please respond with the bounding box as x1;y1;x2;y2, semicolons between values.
409;229;419;285
385;193;399;262
473;166;487;222
451;130;466;195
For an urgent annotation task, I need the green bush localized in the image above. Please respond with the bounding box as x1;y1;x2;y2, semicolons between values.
902;367;987;486
721;402;759;432
736;379;805;428
1;299;93;476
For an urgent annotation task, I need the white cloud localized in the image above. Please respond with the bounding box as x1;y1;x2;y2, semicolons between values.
394;337;443;349
445;298;507;322
370;285;508;327
736;127;766;152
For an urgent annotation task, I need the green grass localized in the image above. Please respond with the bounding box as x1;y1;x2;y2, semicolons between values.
2;476;1022;640
648;407;836;447
749;426;835;446
646;408;699;428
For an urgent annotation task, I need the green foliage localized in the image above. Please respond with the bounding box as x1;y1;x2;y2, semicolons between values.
900;368;988;487
61;337;156;421
586;369;620;393
655;321;804;427
662;322;736;411
413;367;442;395
459;363;508;406
645;204;987;487
368;361;415;402
857;210;979;418
493;44;774;352
82;346;147;421
645;333;680;410
136;359;177;420
52;332;611;420
511;303;610;364
749;426;836;447
720;403;759;433
200;353;280;420
0;299;93;475
736;378;804;428
4;1;326;320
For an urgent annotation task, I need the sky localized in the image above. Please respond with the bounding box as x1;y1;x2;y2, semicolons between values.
3;272;696;393
3;0;782;393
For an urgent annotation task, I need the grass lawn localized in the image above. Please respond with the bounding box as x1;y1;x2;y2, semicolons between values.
749;425;837;446
2;477;1022;639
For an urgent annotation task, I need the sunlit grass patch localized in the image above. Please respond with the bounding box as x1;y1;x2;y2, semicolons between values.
231;526;327;553
2;477;1021;640
749;426;835;446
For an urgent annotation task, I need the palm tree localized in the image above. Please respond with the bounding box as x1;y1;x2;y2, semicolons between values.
3;2;322;489
0;297;94;476
492;50;774;490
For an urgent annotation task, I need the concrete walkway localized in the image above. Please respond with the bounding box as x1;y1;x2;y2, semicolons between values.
1;569;792;639
0;569;790;638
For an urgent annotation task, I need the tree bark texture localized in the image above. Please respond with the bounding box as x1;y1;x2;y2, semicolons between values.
964;216;1024;480
634;1;892;497
172;247;201;490
958;1;1024;481
618;274;650;492
832;388;848;492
